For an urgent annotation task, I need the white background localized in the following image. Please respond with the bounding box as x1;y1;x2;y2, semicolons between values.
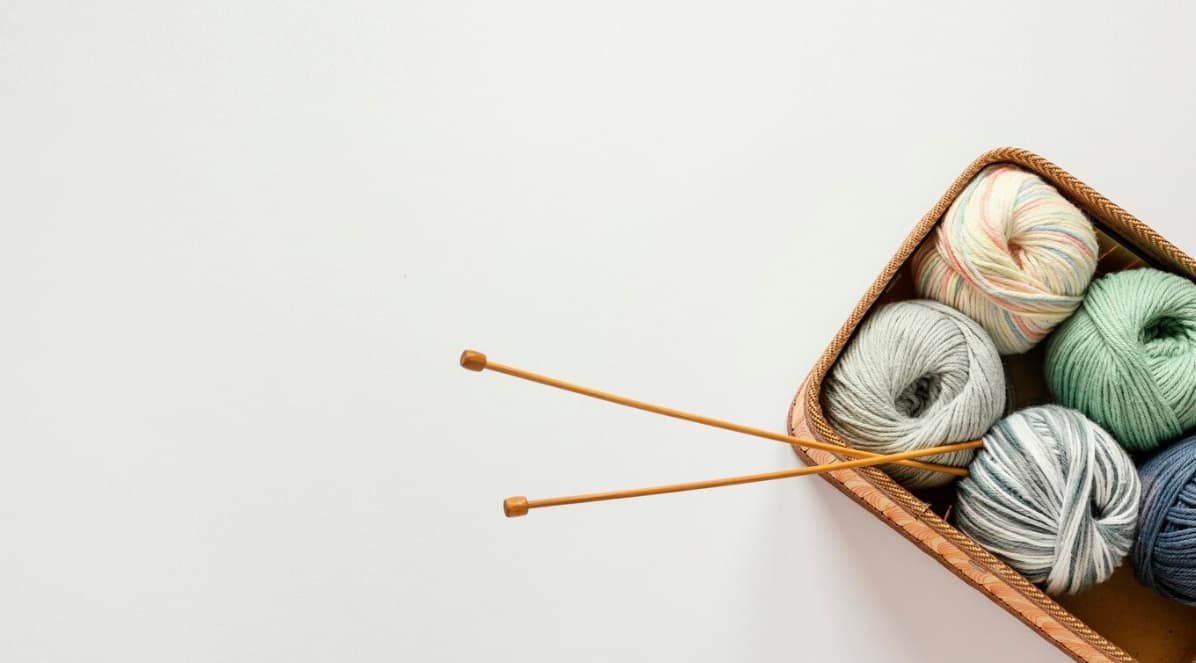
2;2;1195;662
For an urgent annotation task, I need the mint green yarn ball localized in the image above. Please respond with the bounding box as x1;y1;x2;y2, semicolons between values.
1045;268;1196;452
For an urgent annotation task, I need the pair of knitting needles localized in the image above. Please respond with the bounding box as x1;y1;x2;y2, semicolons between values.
460;350;981;518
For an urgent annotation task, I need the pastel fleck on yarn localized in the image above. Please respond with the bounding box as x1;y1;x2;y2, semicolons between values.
823;299;1005;489
912;164;1098;355
1132;434;1196;605
1045;268;1196;452
955;405;1140;596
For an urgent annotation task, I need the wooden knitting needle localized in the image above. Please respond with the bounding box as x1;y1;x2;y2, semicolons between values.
460;349;971;476
502;438;983;517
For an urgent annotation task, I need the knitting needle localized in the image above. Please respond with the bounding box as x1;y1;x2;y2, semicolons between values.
502;438;983;517
460;349;971;476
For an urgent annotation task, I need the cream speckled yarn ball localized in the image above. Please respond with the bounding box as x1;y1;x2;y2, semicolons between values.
912;165;1098;355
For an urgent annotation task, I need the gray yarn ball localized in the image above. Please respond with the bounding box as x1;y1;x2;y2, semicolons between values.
955;405;1140;596
823;299;1006;489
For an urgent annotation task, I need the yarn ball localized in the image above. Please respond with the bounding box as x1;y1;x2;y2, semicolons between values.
1044;267;1196;452
1132;434;1196;605
955;405;1140;596
823;299;1005;489
912;164;1098;355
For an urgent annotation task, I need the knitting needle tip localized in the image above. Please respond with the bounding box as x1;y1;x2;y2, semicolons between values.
460;349;488;372
504;496;530;518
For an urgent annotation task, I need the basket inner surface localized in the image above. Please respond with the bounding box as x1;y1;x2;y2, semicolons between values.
844;225;1196;663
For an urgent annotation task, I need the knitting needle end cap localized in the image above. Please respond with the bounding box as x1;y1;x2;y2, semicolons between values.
460;350;488;371
504;496;530;518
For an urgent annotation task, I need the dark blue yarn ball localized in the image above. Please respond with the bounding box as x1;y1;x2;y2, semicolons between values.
1133;434;1196;605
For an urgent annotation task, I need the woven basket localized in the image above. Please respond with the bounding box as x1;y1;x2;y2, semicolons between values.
788;148;1196;663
